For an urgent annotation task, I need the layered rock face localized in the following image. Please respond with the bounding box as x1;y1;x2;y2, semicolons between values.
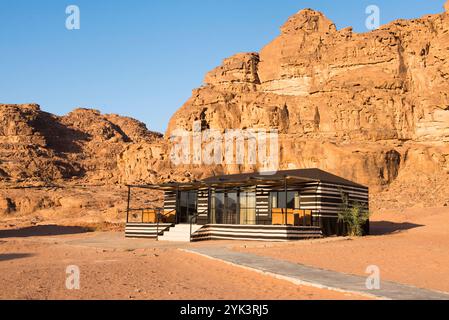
0;104;162;186
0;104;166;221
159;6;449;208
2;5;449;213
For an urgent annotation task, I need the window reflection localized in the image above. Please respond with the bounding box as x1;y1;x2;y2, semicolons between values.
240;190;256;225
210;189;256;225
270;191;300;211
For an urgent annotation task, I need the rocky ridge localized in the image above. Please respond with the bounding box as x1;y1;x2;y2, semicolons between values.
2;3;449;220
160;4;449;209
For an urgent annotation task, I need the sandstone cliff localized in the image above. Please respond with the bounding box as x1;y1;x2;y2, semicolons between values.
157;5;449;209
0;104;166;222
2;4;449;218
0;104;162;186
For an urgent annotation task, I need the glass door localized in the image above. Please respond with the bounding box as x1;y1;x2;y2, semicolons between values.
211;192;224;224
239;190;256;225
225;192;238;224
210;190;238;224
178;191;197;224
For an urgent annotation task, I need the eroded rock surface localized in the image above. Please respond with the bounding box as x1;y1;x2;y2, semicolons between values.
2;4;449;217
0;104;162;186
161;6;449;209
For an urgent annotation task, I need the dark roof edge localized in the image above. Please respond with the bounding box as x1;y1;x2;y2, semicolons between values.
126;169;369;190
202;168;369;189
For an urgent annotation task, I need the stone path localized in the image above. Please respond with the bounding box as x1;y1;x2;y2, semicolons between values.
183;247;449;300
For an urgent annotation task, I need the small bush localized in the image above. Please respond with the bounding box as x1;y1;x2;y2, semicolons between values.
338;192;371;237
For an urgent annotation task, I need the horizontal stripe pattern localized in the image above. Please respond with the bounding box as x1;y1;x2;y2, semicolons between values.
161;179;369;236
197;189;209;216
164;191;176;211
191;224;323;242
125;223;173;238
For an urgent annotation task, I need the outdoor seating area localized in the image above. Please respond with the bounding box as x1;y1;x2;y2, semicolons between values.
271;209;313;226
130;209;176;224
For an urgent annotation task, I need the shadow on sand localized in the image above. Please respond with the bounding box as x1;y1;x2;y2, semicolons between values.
370;221;424;236
0;225;92;239
0;253;34;262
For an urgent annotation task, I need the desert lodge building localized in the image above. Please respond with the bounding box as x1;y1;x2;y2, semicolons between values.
125;169;369;242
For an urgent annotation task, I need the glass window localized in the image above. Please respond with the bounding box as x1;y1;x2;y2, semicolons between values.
211;189;257;225
287;192;296;209
271;191;300;210
178;191;198;223
270;192;278;208
278;192;287;209
211;191;225;224
226;192;238;224
211;191;239;224
240;190;256;225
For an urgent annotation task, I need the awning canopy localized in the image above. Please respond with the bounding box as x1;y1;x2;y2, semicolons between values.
126;168;368;192
127;175;319;192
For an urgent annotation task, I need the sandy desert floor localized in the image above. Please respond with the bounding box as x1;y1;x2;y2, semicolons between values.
236;207;449;293
1;206;447;300
0;229;364;300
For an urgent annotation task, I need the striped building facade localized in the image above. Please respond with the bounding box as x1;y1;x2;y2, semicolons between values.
162;169;369;237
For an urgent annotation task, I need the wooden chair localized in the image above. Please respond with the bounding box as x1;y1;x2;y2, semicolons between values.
163;210;176;224
294;210;305;226
286;209;297;226
272;208;284;225
292;209;313;226
304;210;312;226
272;209;298;226
142;209;157;223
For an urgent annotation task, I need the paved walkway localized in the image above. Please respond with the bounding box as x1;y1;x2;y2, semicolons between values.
183;247;449;300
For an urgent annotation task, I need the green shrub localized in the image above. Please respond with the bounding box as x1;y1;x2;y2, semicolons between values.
338;192;371;237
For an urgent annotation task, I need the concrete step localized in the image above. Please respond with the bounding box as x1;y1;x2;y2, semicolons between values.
125;223;173;239
159;224;203;242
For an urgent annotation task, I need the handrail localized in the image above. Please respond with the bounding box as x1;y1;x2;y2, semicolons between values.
127;207;164;213
156;209;176;241
126;186;131;223
189;209;208;242
126;207;176;241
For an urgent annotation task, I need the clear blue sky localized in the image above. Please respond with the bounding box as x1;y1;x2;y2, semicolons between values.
0;0;446;133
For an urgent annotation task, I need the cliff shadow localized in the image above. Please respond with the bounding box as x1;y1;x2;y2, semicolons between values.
0;253;34;262
0;225;93;239
370;221;424;236
33;112;92;154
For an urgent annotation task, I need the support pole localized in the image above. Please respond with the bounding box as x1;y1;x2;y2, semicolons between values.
126;186;131;223
207;187;212;225
315;183;320;228
156;208;160;241
175;186;180;225
284;177;288;226
255;186;258;225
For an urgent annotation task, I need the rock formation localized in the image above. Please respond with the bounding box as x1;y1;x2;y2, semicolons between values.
2;4;449;216
0;104;162;186
160;6;449;208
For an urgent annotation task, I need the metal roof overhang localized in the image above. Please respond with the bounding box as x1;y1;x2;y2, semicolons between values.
126;175;319;192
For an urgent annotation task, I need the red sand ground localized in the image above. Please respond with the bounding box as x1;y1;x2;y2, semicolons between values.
235;207;449;293
2;207;446;299
0;233;364;300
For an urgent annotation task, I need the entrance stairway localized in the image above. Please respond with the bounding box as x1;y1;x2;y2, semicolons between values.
125;223;173;238
158;224;203;242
